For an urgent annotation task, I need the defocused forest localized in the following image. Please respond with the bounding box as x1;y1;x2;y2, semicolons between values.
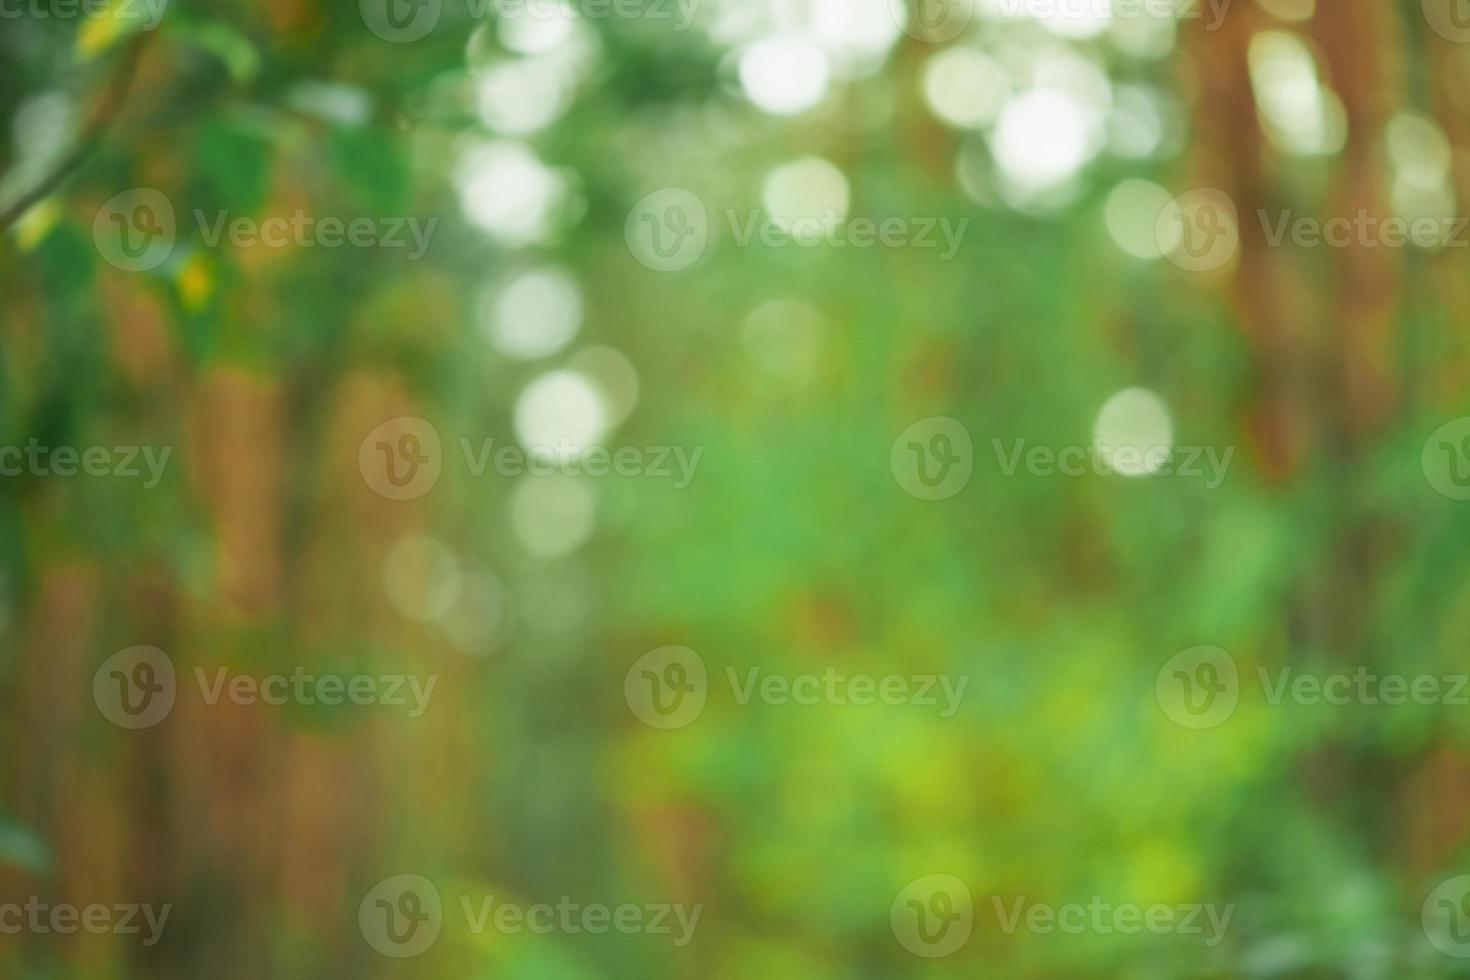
4;0;1470;977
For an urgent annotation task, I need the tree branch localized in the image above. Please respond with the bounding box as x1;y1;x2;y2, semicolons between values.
0;31;151;232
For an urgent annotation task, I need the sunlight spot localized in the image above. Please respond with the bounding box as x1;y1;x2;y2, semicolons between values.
382;536;462;622
482;267;583;361
1092;387;1173;478
514;370;611;459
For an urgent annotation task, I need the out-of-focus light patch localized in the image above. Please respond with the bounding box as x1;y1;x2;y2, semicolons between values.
13;91;74;165
922;48;1009;129
567;346;640;428
1108;84;1167;158
810;0;905;77
1105;179;1173;259
742;299;826;387
1092;387;1173;477
498;0;577;53
440;567;514;654
466;22;499;71
509;475;595;558
1257;0;1314;22
1248;30;1346;156
991;89;1094;194
514;369;611;459
454;140;571;245
1386;112;1452;188
382;536;463;622
761;157;850;238
476;60;569;134
1392;178;1458;249
1107;6;1176;59
984;0;1112;39
482;266;583;360
285;82;373;126
739;35;830;115
1031;47;1112;115
955;139;999;207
